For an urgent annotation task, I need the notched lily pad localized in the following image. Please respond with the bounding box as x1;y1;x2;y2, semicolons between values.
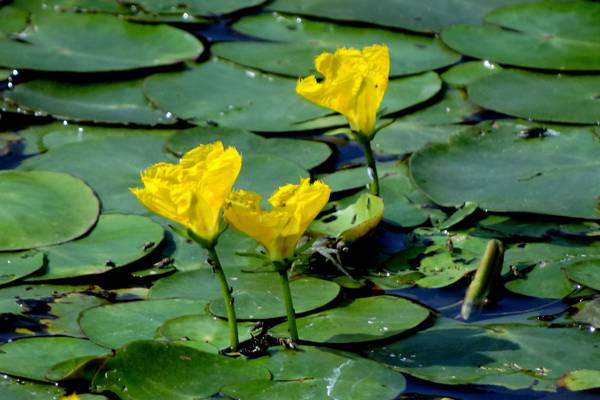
271;295;430;343
0;251;44;286
0;11;202;71
213;12;459;77
92;340;271;400
0;170;100;251
123;0;265;16
28;214;164;281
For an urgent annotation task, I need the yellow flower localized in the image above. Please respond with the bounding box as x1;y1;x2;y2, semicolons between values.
296;44;389;139
131;141;241;245
61;395;80;400
224;178;331;262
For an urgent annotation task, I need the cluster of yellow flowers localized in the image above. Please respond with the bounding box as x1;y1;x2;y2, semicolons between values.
131;141;330;261
131;44;389;347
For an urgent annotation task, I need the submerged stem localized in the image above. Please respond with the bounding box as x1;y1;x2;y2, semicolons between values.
277;268;299;343
359;138;380;196
206;245;239;352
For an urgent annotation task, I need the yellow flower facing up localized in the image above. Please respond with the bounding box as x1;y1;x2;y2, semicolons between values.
296;44;390;139
224;178;331;262
131;141;241;245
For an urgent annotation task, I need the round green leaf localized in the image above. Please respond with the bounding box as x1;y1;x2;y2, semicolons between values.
166;126;331;170
210;274;340;320
441;2;600;71
159;315;255;350
319;167;370;193
41;293;109;337
0;375;65;400
368;318;600;392
0;251;44;286
269;0;540;33
4;78;176;125
236;154;309;198
0;12;202;71
222;346;406;399
92;340;270;400
0;337;108;381
0;170;99;251
271;295;429;343
79;299;206;349
441;61;502;88
411;121;600;219
467;70;600;124
213;13;459;77
21;134;173;214
80;299;208;349
0;283;87;315
0;6;28;35
126;0;265;16
373;123;466;156
560;369;600;391
563;259;600;291
28;214;163;281
572;298;600;329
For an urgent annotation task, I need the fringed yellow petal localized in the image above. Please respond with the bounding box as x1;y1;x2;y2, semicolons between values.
225;179;331;262
296;44;390;139
130;141;241;244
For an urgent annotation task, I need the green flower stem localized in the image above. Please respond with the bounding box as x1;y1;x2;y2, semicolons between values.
277;268;299;343
358;137;380;196
206;245;239;352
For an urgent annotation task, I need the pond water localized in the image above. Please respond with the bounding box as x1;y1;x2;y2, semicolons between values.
1;1;600;399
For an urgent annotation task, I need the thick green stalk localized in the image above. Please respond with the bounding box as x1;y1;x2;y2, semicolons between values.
206;245;239;352
277;268;299;342
359;137;380;196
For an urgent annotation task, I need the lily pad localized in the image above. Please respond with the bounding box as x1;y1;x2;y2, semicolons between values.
166;126;331;170
373;123;466;156
0;336;108;382
0;12;202;71
368;318;600;392
0;170;99;251
79;299;208;349
0;6;28;35
0;283;88;315
237;154;309;199
572;298;600;329
21;134;173;214
159;315;255;350
503;240;600;299
92;340;270;400
269;0;539;33
411;121;600;219
441;1;600;71
143;58;441;132
28;214;163;281
210;274;341;320
0;251;44;286
467;70;600;124
213;13;459;77
41;293;109;337
393;88;481;125
222;346;406;399
3;78;176;125
0;376;65;399
478;214;600;239
271;295;429;343
560;369;600;391
124;0;265;16
311;193;384;242
441;61;502;88
563;259;600;291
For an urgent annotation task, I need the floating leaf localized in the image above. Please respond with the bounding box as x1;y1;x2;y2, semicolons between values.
28;214;163;281
560;369;600;391
80;299;208;349
269;0;539;33
4;78;176;125
0;283;87;315
0;171;99;251
213;13;459;77
467;70;600;124
441;61;502;88
0;12;202;71
319;167;370;193
368;318;600;392
411;121;600;219
0;337;108;382
0;375;65;399
222;346;406;399
563;259;600;291
442;2;600;71
572;298;600;329
92;340;270;400
0;6;28;35
0;251;44;286
209;274;340;320
41;293;109;337
271;295;429;343
124;0;265;16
